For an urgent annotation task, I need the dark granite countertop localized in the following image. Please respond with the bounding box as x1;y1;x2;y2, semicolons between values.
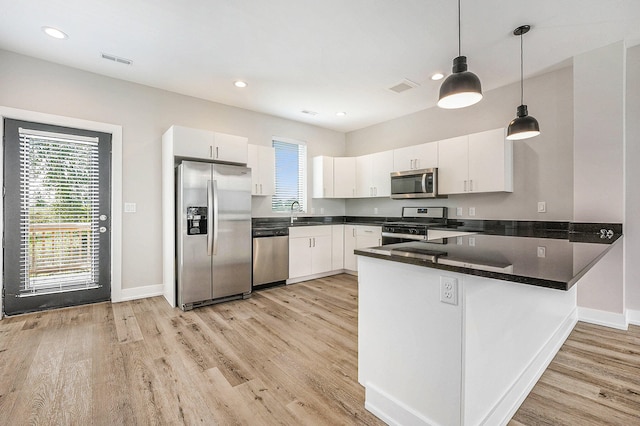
355;233;622;291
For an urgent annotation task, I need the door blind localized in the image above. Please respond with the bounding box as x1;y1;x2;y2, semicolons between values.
18;128;101;295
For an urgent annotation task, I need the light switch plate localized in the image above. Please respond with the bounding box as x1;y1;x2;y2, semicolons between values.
537;246;546;258
469;207;476;217
456;207;463;216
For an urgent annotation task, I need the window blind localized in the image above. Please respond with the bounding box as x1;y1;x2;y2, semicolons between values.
18;128;101;295
271;139;307;212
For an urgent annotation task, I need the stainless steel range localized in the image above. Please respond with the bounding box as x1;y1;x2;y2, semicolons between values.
381;206;448;244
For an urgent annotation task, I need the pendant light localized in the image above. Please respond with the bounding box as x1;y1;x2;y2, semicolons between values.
437;0;483;109
506;25;540;140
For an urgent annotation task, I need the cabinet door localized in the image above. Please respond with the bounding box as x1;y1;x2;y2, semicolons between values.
171;125;215;160
356;155;373;197
312;156;334;198
334;157;357;198
311;234;333;274
344;225;357;271
289;237;313;279
393;145;417;171
371;151;393;197
331;225;344;270
468;128;512;193
213;132;248;164
260;146;275;196
247;144;261;195
437;135;469;195
413;141;438;170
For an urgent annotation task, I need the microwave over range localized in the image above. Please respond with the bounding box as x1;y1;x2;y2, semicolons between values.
390;168;439;199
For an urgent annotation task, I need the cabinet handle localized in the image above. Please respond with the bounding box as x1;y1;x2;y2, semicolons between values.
464;180;468;192
260;183;263;194
313;237;316;247
415;158;419;169
353;228;356;237
255;184;258;193
469;180;473;192
352;188;355;197
374;187;377;196
309;238;312;248
410;159;414;169
216;146;219;158
210;145;213;158
378;238;381;246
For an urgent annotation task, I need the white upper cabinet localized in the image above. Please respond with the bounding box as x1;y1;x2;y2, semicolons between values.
393;141;438;171
438;128;513;195
168;125;248;164
333;157;357;198
312;156;334;198
247;144;275;196
356;150;393;197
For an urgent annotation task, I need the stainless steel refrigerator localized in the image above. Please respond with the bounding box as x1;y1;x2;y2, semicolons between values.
176;161;252;310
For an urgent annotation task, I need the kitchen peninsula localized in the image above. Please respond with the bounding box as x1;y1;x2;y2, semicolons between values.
355;230;621;425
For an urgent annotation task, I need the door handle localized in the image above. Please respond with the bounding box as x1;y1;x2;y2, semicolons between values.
211;180;220;255
207;180;214;255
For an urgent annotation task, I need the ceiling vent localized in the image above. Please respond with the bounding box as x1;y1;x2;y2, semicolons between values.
301;110;319;116
101;53;133;66
388;79;420;94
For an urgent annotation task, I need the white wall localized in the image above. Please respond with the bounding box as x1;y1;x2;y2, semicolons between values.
0;49;345;291
573;42;625;315
626;45;640;313
345;67;574;221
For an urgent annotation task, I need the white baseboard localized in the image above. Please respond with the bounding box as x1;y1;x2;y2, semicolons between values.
286;270;342;285
116;283;164;302
484;309;578;426
364;383;437;426
627;309;640;326
577;306;628;330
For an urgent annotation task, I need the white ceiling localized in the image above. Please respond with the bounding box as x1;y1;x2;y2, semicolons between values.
1;0;640;133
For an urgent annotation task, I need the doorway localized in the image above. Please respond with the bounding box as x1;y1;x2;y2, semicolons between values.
3;118;112;315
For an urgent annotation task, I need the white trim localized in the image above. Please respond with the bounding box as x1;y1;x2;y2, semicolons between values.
285;270;342;285
627;309;640;326
364;382;438;426
577;306;629;330
0;106;123;315
482;309;578;426
119;284;164;302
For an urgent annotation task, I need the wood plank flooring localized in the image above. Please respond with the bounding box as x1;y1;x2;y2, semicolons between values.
0;274;384;425
0;274;639;425
510;321;640;425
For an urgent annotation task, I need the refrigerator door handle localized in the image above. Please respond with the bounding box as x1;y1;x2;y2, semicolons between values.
212;179;219;255
207;180;214;256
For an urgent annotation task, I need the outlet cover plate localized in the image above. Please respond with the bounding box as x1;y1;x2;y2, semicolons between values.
440;276;458;305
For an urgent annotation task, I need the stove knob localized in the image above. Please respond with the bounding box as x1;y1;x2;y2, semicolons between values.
409;229;417;234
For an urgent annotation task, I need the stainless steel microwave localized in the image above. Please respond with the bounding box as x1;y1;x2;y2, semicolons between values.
390;168;438;199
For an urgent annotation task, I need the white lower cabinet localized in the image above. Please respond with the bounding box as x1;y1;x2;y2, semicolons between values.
344;225;382;272
331;225;344;270
288;226;333;279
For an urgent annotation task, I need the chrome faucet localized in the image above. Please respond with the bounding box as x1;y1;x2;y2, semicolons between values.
290;201;300;224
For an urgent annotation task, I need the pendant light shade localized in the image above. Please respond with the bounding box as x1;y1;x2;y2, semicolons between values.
437;0;482;109
506;25;540;140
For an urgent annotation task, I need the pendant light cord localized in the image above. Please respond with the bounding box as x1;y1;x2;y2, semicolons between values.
457;0;461;57
520;32;524;105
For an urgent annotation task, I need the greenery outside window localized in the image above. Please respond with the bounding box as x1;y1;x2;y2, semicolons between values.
272;138;307;212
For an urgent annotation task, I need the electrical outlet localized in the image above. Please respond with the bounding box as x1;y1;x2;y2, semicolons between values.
468;237;475;247
456;236;463;245
537;246;546;258
374;207;378;214
469;207;476;217
440;276;458;305
456;207;463;216
537;201;546;213
124;202;136;213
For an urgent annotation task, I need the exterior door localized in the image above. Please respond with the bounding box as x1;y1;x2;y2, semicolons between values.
3;118;112;315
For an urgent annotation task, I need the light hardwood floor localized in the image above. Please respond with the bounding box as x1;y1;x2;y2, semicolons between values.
0;274;638;425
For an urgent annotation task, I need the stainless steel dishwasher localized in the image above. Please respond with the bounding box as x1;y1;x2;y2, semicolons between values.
252;226;289;289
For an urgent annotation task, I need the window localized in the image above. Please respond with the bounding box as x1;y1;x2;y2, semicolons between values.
272;138;307;212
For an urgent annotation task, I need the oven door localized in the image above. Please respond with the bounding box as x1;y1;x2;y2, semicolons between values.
381;232;426;245
390;168;437;199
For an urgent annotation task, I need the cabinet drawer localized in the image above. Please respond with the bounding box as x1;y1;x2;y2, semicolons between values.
356;226;381;237
289;225;332;238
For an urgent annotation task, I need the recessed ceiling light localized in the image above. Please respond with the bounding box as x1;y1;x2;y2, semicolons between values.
42;26;68;39
234;80;248;88
336;112;347;117
431;73;444;81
